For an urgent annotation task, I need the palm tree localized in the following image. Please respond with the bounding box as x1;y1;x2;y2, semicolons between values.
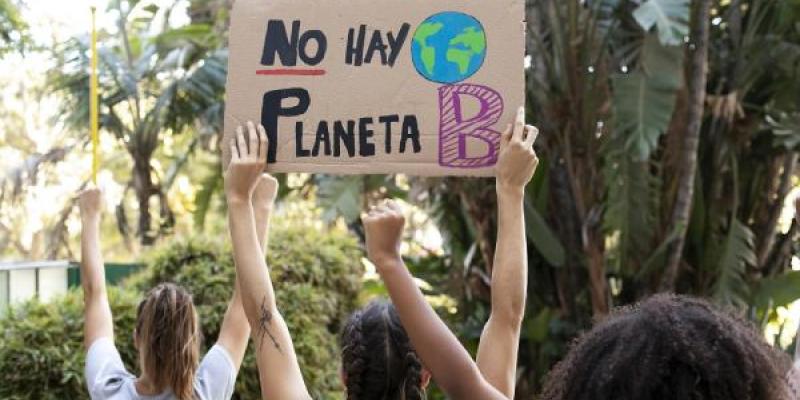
50;0;227;246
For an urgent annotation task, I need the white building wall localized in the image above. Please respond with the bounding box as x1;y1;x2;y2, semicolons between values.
9;269;36;303
38;268;67;301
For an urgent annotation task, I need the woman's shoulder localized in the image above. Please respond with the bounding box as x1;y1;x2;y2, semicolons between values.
85;337;138;399
193;344;237;400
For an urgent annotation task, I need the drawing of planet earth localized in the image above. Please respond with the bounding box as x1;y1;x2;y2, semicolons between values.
411;11;487;84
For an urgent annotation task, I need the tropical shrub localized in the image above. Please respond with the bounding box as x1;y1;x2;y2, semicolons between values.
0;288;139;400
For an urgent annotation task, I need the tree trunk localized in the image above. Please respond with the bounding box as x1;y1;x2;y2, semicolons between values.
756;153;797;268
551;164;583;318
585;229;609;315
133;157;156;246
660;0;712;291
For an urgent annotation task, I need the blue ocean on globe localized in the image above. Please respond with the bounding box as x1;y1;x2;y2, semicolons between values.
411;11;487;84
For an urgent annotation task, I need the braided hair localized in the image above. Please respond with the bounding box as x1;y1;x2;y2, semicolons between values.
542;294;791;400
341;300;426;400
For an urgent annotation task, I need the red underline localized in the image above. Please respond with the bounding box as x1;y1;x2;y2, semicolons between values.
256;68;326;76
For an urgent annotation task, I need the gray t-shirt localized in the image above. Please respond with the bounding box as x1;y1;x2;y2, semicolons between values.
85;337;236;400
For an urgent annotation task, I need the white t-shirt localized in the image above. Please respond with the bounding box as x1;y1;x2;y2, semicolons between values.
85;337;237;400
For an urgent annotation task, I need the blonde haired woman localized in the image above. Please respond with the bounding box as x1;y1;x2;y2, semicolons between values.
78;175;277;399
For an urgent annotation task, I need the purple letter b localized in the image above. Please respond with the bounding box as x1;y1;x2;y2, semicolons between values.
438;84;504;168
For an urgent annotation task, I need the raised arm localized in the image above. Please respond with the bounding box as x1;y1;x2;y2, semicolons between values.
224;122;310;400
364;202;506;400
476;107;539;397
216;174;276;371
79;188;114;349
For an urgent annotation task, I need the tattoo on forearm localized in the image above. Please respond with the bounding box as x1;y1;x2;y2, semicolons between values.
257;297;282;353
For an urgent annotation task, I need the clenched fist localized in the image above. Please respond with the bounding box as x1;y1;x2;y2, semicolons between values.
79;187;103;221
496;107;539;195
362;200;405;269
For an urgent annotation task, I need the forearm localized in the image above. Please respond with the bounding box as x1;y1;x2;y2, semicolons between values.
218;202;270;364
490;187;527;325
378;259;496;399
80;216;107;299
228;202;278;323
80;213;113;348
226;204;270;331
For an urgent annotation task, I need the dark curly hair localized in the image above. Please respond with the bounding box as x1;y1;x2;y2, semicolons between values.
340;300;425;400
542;294;791;400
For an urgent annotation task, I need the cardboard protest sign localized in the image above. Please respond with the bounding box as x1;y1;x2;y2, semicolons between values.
223;0;525;176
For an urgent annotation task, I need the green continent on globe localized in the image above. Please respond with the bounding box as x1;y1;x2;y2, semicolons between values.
414;22;444;75
446;26;486;74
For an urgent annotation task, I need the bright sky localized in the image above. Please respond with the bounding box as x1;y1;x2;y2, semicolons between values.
23;0;189;42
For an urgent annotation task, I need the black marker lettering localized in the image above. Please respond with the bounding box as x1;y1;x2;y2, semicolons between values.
401;115;421;153
298;29;327;65
379;115;400;154
261;20;300;66
387;23;411;66
312;121;332;156
364;30;388;65
296;121;310;158
346;25;366;66
359;117;376;157
334;120;356;157
261;88;311;163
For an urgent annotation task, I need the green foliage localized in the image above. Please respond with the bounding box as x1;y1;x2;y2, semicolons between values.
0;221;363;399
752;271;800;313
712;218;757;308
316;176;365;222
0;0;28;56
0;288;139;400
633;0;690;46
606;37;674;269
524;197;566;267
603;146;660;274
314;175;404;223
613;34;684;160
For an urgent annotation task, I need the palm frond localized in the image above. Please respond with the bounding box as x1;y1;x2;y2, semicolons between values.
603;140;660;274
315;176;365;223
632;0;690;46
712;218;756;308
613;34;683;160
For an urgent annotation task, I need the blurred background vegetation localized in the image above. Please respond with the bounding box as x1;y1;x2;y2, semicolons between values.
0;0;799;398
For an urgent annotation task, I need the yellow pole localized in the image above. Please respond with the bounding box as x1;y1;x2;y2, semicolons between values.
90;7;99;184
